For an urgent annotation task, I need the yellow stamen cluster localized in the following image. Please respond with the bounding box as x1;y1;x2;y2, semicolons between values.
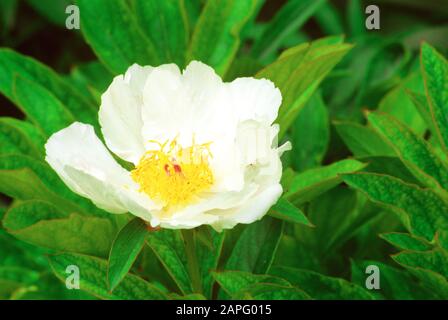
131;138;214;211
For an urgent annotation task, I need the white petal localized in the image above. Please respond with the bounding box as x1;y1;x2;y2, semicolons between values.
45;122;160;219
227;77;282;124
210;183;283;231
99;64;153;164
156;182;259;229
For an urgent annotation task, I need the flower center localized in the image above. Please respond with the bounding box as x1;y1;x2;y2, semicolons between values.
131;138;214;210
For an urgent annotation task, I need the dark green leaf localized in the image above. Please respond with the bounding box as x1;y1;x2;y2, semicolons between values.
146;230;192;294
108;218;148;291
270;266;374;299
225;216;283;274
49;252;167;299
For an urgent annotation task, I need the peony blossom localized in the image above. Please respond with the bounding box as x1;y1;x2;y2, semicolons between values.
45;61;290;231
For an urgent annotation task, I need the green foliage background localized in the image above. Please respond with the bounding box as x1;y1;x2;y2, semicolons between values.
0;0;447;300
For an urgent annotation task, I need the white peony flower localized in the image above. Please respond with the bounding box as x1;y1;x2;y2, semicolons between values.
45;61;290;231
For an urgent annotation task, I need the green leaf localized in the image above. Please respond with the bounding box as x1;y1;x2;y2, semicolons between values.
13;75;75;137
351;260;431;300
69;61;113;103
0;0;17;37
421;43;448;152
314;1;344;35
212;270;291;297
225;216;283;274
0;49;97;125
132;0;189;66
378;73;426;136
368;111;448;198
347;0;365;39
343;173;448;240
146;230;192;294
392;248;448;298
187;0;259;76
407;90;440;141
394;248;448;278
285;159;366;204
108;218;148;291
197;227;224;299
269;197;312;226
380;232;432;251
257;42;352;137
0;118;42;157
26;0;71;26
270;266;374;299
0;118;45;156
0;154;108;217
49;252;167;299
296;187;377;256
235;283;310;300
290;91;329;171
3;200;115;258
334;121;395;158
77;0;160;74
251;0;325;61
361;156;420;185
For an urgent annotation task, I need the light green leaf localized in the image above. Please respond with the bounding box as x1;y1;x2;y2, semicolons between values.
0;154;108;217
380;232;432;251
270;266;374;299
421;43;448;152
343;173;448;240
187;0;259;76
368;111;448;198
378;73;426;136
146;230;192;294
285;159;366;204
3;200;115;258
49;252;167;299
269;197;312;226
0;49;97;125
132;0;189;67
251;0;325;61
0;118;42;157
257;42;352;137
13;75;75;137
0;118;45;156
225;216;283;274
108;218;148;291
77;0;160;74
392;248;448;298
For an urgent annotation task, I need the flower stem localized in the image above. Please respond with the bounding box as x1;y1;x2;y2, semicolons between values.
182;229;203;294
